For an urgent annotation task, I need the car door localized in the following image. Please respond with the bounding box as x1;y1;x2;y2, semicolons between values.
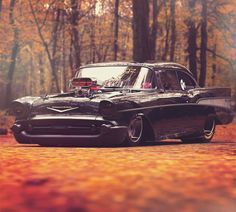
175;70;206;133
148;69;192;139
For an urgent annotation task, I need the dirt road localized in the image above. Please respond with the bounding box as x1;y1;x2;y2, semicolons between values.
0;128;236;212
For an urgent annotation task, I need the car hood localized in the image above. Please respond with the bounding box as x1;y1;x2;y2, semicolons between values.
25;91;126;116
12;90;158;116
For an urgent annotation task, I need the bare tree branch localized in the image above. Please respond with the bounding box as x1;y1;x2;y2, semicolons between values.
28;0;60;92
206;48;235;72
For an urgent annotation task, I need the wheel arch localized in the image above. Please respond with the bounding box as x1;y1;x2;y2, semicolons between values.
136;113;155;142
204;106;219;124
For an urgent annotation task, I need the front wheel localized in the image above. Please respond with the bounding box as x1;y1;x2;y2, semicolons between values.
182;118;216;143
125;115;144;146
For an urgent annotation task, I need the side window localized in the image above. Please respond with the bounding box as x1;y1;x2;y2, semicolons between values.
160;70;181;91
177;71;196;90
132;67;156;89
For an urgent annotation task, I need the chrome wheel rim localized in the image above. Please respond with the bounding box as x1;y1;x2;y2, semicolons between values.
128;116;143;143
204;119;215;139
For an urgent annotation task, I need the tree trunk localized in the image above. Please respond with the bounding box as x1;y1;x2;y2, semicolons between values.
113;0;120;61
5;0;19;107
162;1;169;61
170;0;176;61
0;0;2;19
90;8;96;63
199;0;208;87
186;0;197;79
233;61;236;110
51;9;61;92
29;53;34;95
38;53;45;94
149;0;158;60
121;32;129;60
5;36;18;106
69;0;80;75
211;41;217;86
61;11;67;92
132;0;150;62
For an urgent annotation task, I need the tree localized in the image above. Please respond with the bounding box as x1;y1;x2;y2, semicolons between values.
5;0;19;107
161;0;170;61
132;0;150;62
186;0;197;79
199;0;208;87
149;0;159;60
89;6;96;63
170;0;176;61
51;8;62;92
0;0;236;109
0;0;2;19
211;41;217;85
113;0;120;61
69;0;81;74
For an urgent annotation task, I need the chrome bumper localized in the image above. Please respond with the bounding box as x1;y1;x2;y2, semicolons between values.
12;115;128;146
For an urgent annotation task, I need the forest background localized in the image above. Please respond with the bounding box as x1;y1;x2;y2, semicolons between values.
0;0;236;109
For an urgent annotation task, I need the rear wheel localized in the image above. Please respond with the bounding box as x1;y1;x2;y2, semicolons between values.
182;118;216;143
125;115;144;146
202;118;216;141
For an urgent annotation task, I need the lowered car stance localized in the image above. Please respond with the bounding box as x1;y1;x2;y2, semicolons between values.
10;62;234;146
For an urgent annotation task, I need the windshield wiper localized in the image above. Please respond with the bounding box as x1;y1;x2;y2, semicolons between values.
104;86;122;88
101;86;123;91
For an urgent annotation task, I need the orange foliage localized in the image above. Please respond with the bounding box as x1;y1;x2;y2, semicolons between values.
0;0;236;106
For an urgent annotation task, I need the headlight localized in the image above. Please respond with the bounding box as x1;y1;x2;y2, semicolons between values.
10;101;29;119
99;100;117;118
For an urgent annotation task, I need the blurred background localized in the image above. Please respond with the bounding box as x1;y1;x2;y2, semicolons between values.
0;0;236;108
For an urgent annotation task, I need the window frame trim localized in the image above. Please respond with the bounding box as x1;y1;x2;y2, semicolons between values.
156;68;199;92
176;69;199;91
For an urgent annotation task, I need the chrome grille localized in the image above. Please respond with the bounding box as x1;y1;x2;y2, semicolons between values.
25;119;101;135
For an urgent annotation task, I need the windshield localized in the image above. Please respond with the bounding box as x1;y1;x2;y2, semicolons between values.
75;66;154;89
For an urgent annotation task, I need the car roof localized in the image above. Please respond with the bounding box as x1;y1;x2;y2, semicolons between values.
80;61;192;75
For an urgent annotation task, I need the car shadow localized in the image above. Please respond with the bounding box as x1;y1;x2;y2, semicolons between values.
10;139;222;149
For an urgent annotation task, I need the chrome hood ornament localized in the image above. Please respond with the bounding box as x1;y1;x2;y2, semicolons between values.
47;106;79;113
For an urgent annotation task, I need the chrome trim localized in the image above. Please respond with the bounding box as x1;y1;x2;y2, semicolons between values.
119;103;197;113
119;101;233;113
197;97;231;109
31;115;98;121
28;115;119;126
47;106;79;113
19;125;127;139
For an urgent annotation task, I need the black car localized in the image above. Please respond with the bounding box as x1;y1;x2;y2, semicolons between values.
11;62;234;146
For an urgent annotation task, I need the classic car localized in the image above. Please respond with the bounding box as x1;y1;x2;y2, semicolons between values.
10;62;234;146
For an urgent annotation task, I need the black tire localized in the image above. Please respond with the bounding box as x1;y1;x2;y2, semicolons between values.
182;118;216;143
201;118;216;142
125;115;144;146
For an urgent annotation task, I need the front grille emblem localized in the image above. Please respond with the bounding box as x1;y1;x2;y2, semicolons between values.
47;106;79;113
